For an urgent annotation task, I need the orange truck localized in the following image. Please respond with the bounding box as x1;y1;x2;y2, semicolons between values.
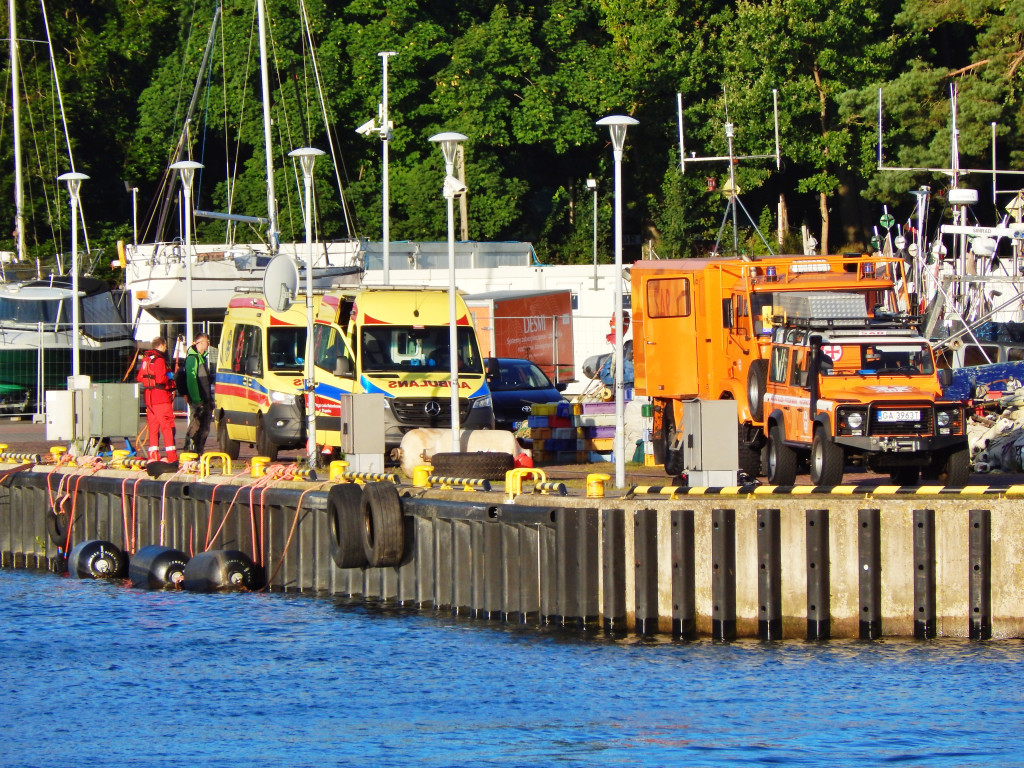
760;292;969;486
630;253;912;478
465;289;574;386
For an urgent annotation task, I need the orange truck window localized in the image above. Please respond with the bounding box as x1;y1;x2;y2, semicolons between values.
646;277;691;318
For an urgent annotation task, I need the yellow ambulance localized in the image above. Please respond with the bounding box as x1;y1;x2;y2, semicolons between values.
213;287;493;460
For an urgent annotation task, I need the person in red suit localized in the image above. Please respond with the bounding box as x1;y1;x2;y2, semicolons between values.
136;337;177;463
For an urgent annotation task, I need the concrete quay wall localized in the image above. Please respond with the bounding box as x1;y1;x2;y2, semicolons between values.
1;465;1022;639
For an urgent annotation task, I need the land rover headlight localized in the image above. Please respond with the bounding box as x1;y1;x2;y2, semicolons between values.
936;411;951;428
472;394;492;409
269;390;295;404
847;413;863;429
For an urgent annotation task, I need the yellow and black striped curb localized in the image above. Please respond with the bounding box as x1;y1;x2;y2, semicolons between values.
626;483;1024;498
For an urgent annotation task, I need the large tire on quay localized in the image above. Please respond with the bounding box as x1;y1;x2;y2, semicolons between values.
360;482;405;568
430;451;514;481
327;484;367;569
662;402;686;478
218;415;240;460
67;540;128;580
747;359;769;422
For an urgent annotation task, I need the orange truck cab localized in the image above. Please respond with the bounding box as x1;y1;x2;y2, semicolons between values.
631;253;910;478
761;292;969;486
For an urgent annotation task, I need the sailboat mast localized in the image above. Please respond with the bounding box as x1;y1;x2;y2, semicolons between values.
9;0;24;264
257;0;279;253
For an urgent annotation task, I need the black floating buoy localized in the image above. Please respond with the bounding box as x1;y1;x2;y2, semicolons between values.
181;550;264;592
129;545;189;589
67;540;128;580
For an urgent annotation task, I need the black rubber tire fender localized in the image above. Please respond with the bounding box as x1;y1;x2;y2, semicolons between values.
218;414;241;461
327;484;367;569
746;359;769;422
360;482;405;568
430;451;514;481
46;497;72;548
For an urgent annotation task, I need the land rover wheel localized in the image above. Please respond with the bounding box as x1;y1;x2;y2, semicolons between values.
746;359;769;421
923;447;971;488
662;403;685;477
255;416;279;461
810;429;844;486
217;415;240;460
766;426;797;485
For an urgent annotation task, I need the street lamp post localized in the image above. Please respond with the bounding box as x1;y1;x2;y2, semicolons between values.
587;178;599;290
289;147;325;469
57;171;89;378
169;160;204;344
596;114;638;490
428;131;468;453
356;51;397;285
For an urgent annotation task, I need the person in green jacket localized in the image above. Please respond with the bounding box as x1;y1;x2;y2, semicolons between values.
183;332;213;453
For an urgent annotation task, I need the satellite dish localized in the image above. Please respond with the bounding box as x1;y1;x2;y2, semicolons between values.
263;254;299;312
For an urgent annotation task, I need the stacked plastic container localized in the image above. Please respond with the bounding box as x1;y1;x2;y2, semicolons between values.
529;401;625;463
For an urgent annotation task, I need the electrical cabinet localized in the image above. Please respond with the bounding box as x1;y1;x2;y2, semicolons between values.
336;393;385;472
683;399;738;486
88;383;140;438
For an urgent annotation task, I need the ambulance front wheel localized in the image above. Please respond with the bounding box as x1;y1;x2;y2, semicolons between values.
255;416;279;461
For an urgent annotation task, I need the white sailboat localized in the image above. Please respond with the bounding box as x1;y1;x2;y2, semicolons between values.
123;0;362;325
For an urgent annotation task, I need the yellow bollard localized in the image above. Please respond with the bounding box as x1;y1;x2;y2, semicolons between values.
586;473;611;498
412;465;432;488
50;446;67;461
251;456;270;478
329;460;350;482
0;444;6;454
111;449;130;467
180;452;199;463
198;452;232;479
504;467;545;501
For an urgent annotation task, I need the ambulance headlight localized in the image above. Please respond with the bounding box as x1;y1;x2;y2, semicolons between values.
269;390;295;404
472;395;492;409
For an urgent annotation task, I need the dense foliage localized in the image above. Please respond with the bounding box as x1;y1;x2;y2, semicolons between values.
1;0;1022;278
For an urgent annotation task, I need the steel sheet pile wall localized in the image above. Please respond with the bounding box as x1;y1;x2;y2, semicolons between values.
3;468;1024;638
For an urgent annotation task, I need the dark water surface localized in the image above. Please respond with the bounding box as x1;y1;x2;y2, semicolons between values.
2;569;1023;767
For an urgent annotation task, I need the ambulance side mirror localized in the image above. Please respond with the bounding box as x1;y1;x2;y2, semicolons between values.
334;355;354;378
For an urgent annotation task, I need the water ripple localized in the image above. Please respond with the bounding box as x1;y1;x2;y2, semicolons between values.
1;570;1024;766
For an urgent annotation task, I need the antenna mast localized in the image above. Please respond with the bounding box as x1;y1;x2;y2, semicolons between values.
677;90;781;260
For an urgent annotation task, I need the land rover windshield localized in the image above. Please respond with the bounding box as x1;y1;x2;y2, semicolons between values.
360;326;484;374
821;341;934;376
